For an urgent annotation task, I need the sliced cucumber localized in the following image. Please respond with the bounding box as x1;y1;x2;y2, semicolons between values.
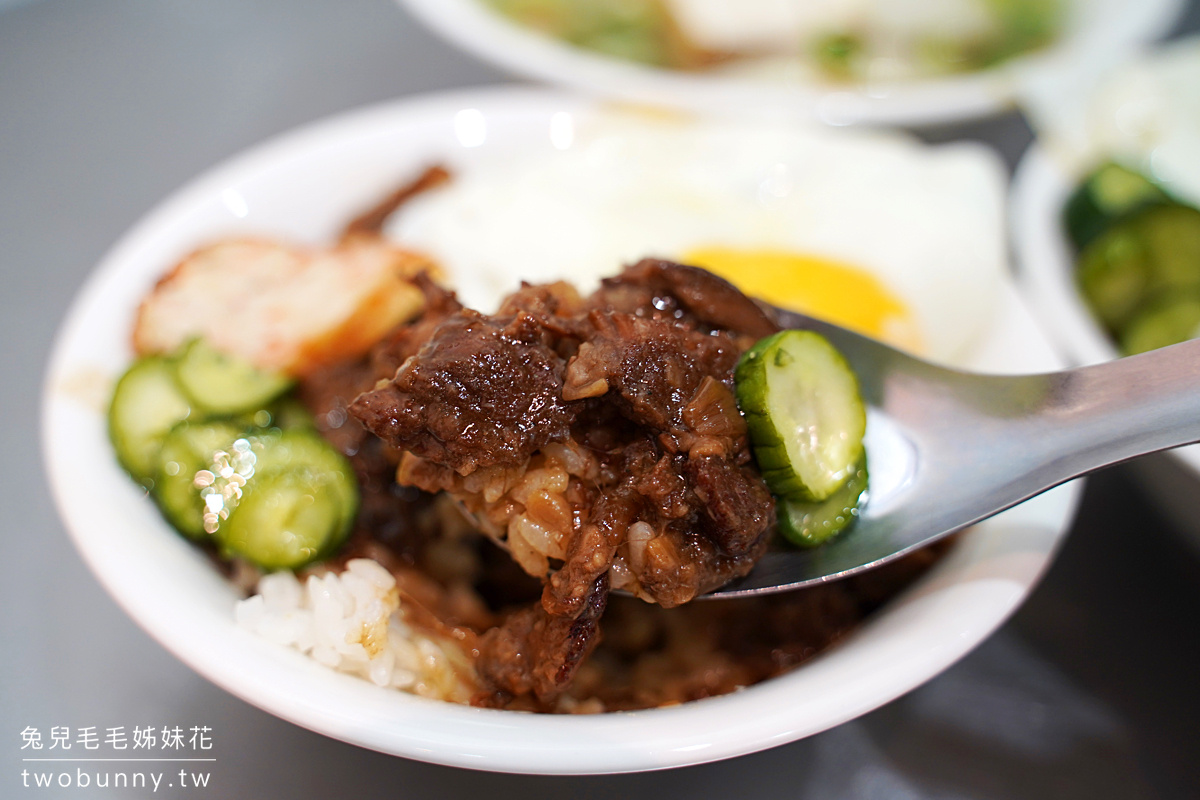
777;456;868;548
213;429;358;569
1119;292;1200;356
216;470;346;571
1137;204;1200;289
154;420;251;540
1064;162;1171;251
108;340;357;568
1077;203;1200;333
735;330;866;503
247;428;359;542
108;356;192;487
175;338;293;415
1076;225;1150;331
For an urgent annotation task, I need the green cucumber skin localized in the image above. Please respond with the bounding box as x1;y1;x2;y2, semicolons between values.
153;427;358;568
777;457;869;548
777;455;864;551
153;420;248;540
215;431;358;569
1076;203;1200;348
108;340;356;569
108;356;193;488
216;470;346;572
245;428;360;549
162;428;358;569
1064;162;1172;251
735;330;866;503
175;338;294;416
1066;161;1200;351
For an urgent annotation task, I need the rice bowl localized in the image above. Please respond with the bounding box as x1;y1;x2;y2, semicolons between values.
42;87;1081;772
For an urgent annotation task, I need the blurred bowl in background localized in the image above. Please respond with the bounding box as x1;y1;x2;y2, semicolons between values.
398;0;1183;127
1011;136;1200;557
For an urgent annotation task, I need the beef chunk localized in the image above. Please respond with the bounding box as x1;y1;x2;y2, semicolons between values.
347;259;780;706
594;258;780;341
474;573;609;706
351;310;578;475
563;311;741;430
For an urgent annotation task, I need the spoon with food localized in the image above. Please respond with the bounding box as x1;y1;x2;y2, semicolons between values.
712;307;1200;596
342;257;1200;605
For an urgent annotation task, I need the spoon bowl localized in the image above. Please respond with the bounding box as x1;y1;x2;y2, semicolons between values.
711;308;1200;597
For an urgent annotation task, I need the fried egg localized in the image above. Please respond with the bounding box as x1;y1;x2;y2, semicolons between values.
387;112;1008;365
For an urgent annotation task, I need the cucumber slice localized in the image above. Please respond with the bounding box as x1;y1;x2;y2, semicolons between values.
1119;293;1200;356
260;396;317;431
1077;203;1200;333
735;330;866;503
778;456;868;548
175;338;293;415
108;342;352;566
247;428;359;543
233;396;316;432
213;429;358;569
1137;204;1200;289
154;420;251;540
1064;162;1171;251
108;356;192;487
1076;226;1150;331
217;470;346;571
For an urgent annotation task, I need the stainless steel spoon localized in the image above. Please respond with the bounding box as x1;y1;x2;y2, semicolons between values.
709;307;1200;598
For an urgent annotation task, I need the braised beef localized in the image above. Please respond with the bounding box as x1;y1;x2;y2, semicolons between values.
474;573;609;705
347;259;782;707
352;310;579;474
592;257;779;341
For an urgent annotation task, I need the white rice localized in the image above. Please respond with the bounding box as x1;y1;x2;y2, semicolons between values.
235;558;476;702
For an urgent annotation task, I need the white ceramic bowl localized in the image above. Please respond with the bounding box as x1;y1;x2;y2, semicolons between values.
398;0;1182;127
1010;146;1115;369
1011;144;1200;554
43;87;1080;774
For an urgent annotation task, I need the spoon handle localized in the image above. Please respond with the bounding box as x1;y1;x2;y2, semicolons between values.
816;333;1200;564
1033;337;1200;477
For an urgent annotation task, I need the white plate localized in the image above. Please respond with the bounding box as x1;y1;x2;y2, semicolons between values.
43;87;1080;774
1011;143;1200;553
398;0;1182;127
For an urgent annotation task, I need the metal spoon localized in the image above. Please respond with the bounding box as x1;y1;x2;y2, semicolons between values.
709;308;1200;598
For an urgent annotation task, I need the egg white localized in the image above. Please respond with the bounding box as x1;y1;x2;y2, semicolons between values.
386;112;1008;366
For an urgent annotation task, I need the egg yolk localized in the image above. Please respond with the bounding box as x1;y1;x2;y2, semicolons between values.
682;247;922;353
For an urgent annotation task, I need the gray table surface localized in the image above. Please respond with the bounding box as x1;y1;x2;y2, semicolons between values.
4;1;1200;797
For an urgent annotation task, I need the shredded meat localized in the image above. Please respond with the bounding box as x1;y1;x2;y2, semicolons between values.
348;259;780;707
340;164;452;241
